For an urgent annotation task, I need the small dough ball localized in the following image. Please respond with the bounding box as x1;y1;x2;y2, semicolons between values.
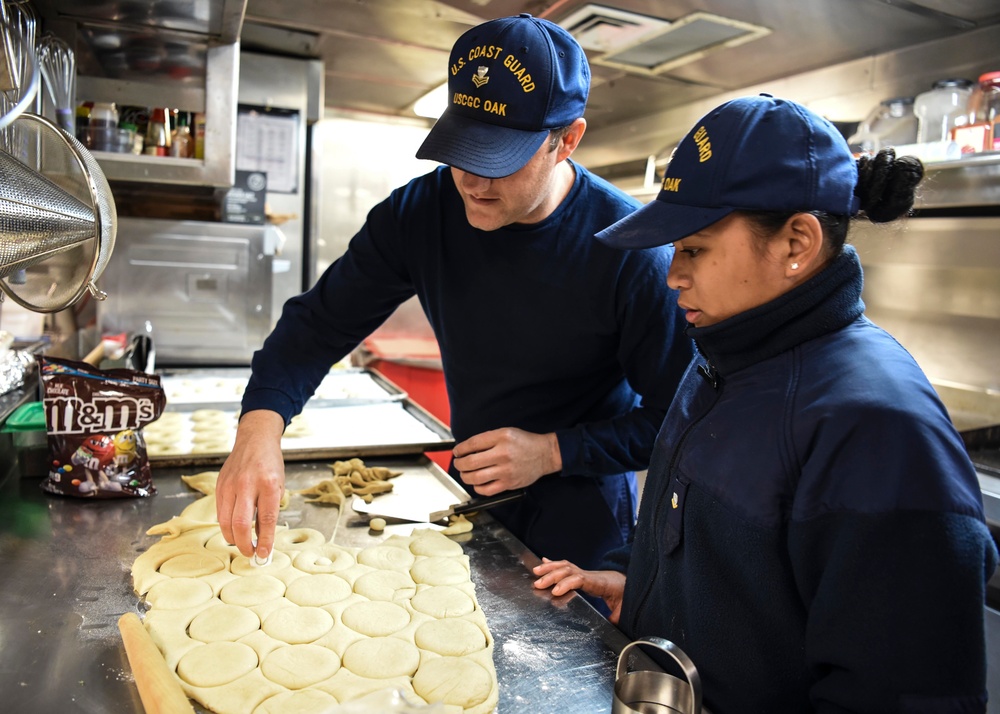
369;517;386;532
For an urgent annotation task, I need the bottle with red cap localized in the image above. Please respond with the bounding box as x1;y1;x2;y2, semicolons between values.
952;71;1000;153
143;108;171;157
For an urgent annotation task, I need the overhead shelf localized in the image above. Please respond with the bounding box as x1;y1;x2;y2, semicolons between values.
917;153;1000;210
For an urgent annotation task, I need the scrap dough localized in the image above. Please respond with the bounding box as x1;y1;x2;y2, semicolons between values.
130;474;498;714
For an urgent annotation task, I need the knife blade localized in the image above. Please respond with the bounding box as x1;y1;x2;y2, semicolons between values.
426;488;526;522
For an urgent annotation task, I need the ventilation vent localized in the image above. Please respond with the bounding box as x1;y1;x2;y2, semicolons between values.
559;4;670;53
560;6;771;76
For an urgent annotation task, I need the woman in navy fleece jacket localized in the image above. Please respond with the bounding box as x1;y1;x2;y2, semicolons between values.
534;94;998;712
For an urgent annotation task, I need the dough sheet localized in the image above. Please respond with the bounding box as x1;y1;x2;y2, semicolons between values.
130;473;498;714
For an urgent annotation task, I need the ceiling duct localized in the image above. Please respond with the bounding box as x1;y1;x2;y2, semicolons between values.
561;5;771;76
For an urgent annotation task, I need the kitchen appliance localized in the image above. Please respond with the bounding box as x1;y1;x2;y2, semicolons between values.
613;637;703;714
97;217;278;365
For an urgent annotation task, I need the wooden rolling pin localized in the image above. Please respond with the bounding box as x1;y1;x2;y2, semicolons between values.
118;612;196;714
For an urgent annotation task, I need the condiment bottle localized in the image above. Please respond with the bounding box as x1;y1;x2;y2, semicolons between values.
144;108;170;156
956;71;1000;153
89;102;119;151
914;78;973;144
170;111;193;158
193;112;206;160
848;97;918;154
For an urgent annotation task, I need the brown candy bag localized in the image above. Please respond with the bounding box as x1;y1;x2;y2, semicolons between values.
40;356;166;498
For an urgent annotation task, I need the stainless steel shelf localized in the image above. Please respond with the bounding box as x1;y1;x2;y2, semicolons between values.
917;153;1000;210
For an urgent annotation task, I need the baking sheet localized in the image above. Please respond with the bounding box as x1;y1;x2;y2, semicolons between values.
144;367;453;466
351;460;469;522
145;401;451;464
160;368;405;407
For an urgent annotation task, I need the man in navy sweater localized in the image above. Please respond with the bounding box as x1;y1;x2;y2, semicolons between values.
215;14;692;571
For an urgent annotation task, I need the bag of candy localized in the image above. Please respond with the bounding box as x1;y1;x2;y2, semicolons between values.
40;356;166;498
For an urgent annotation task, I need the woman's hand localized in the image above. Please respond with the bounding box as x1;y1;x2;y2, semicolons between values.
532;557;626;624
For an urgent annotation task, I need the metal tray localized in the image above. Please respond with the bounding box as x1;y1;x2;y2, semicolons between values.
146;367;454;467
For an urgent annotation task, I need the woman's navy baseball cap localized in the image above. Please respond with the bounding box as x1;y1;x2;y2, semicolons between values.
416;14;590;179
596;94;861;249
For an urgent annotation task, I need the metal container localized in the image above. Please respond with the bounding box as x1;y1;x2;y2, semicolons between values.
613;637;702;714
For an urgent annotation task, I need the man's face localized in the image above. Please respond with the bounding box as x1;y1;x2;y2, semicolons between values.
450;137;564;231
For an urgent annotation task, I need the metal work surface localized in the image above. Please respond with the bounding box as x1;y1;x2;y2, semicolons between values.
0;458;631;713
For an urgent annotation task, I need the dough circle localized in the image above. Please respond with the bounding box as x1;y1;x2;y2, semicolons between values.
410;586;476;618
145;577;214;610
414;617;487;656
341;637;420;679
341;600;410;637
253;689;339;714
158;552;225;578
260;644;341;689
353;569;416;602
274;528;328;551
230;550;293;575
284;573;353;607
262;606;335;644
176;641;258;688
219;574;286;606
292;547;355;574
412;656;493;708
410;556;470;586
188;603;261;643
409;531;464;557
357;544;415;571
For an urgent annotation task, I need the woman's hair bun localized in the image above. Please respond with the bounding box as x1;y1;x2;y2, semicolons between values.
854;148;924;223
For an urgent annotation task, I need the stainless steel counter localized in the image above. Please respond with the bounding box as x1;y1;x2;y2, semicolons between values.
0;458;634;713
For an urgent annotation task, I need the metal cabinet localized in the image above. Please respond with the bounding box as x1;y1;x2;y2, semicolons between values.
32;0;246;186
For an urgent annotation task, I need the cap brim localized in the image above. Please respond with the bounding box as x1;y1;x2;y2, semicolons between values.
416;110;550;179
595;198;735;249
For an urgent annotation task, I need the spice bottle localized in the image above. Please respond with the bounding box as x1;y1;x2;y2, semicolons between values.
193;112;206;160
953;71;1000;153
170;111;193;158
144;108;170;156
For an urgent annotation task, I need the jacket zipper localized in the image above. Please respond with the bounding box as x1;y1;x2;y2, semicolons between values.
626;358;724;633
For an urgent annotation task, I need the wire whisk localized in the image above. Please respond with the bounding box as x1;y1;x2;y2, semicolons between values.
37;32;74;133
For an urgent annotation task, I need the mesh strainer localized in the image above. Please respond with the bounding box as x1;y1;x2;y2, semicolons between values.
0;112;117;312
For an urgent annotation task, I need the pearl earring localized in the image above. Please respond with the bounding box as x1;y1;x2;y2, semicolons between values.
791;262;799;270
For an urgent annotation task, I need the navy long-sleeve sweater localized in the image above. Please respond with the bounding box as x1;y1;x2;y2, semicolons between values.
242;163;693;567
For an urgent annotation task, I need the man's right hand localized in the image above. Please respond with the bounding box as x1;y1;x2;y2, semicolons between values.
216;410;287;560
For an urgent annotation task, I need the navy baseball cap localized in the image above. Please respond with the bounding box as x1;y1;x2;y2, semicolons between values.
416;14;590;178
596;94;860;249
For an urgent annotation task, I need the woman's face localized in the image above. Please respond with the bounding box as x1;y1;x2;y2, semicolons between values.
667;213;794;328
